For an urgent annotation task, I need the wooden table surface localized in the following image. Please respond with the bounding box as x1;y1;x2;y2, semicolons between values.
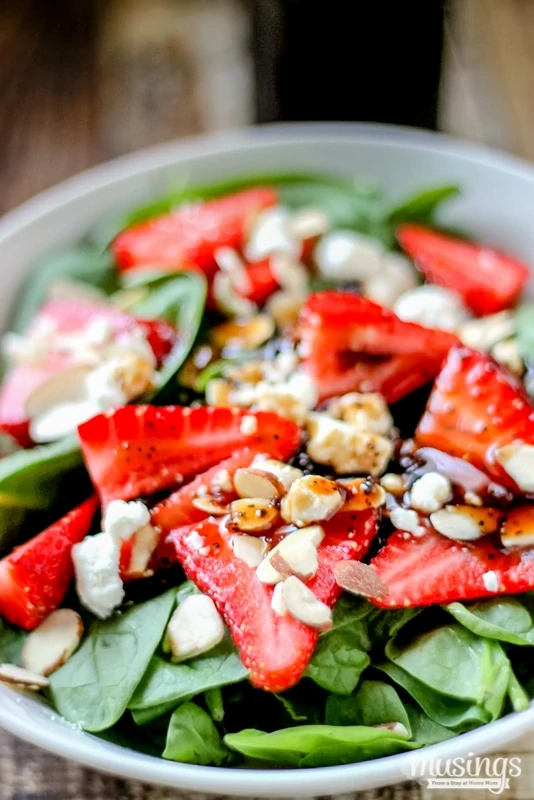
1;1;534;798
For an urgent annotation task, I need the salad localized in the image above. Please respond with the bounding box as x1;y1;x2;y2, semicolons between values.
0;172;533;769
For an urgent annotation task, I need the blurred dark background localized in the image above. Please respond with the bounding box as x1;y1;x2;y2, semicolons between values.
0;0;533;215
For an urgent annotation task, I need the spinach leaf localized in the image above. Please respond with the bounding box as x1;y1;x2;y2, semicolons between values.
387;185;460;227
515;303;534;364
0;619;26;665
49;588;176;731
404;705;455;746
386;624;510;714
205;687;225;722
224;723;416;768
507;669;530;713
0;436;85;554
125;270;207;403
365;605;422;648
377;662;490;731
163;702;228;765
305;595;371;694
274;689;323;726
131;701;178;726
10;248;118;334
445;598;534;646
129;638;247;711
325;680;410;730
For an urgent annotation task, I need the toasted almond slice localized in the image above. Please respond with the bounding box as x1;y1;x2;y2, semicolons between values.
21;609;83;677
340;478;386;512
495;443;534;493
191;495;229;515
271;539;319;581
234;468;284;500
228;497;280;533
334;561;389;600
271;582;287;616
210;314;275;351
0;663;49;689
380;473;406;496
430;505;503;542
25;365;91;419
501;506;534;549
127;524;160;577
251;456;303;491
281;576;333;632
231;534;267;567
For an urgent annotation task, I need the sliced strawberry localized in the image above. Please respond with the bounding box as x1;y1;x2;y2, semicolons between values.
170;509;377;692
241;259;279;305
120;448;262;578
112;187;278;275
416;346;534;491
370;527;534;609
0;496;98;629
299;292;459;403
79;406;301;506
0;300;176;444
397;224;529;315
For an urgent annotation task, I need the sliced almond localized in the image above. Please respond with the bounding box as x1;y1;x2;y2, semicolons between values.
231;534;267;567
374;722;410;737
21;609;83;676
228;497;279;533
281;576;333;632
271;582;287;615
210;314;275;351
164;595;225;663
380;473;406;496
430;505;503;542
127;524;160;577
255;525;325;585
251;456;303;491
340;478;386;512
25;366;91;420
191;495;229;515
334;561;389;600
495;443;534;493
501;506;534;549
234;468;284;500
0;663;49;689
270;540;318;581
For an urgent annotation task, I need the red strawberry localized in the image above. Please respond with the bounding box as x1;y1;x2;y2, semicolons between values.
370;526;534;609
299;292;459;403
78;406;301;506
0;496;98;629
397;224;529;316
112;187;278;275
0;300;176;445
416;346;534;491
241;259;280;305
169;510;377;692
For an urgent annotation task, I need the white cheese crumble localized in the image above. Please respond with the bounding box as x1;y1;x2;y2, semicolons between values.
280;475;344;526
326;392;393;436
306;412;393;476
482;570;500;593
315;230;384;281
164;595;224;662
103;500;151;543
244;206;301;262
231;371;318;425
363;253;418;308
72;532;125;620
394;285;470;331
409;472;452;515
239;414;258;436
390;507;426;538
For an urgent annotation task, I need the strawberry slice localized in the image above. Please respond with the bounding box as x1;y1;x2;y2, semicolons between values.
112;187;278;275
169;509;377;692
241;259;279;305
299;292;459;403
79;406;301;506
397;224;529;316
0;300;176;446
370;527;534;609
0;496;98;629
120;448;263;578
416;346;534;491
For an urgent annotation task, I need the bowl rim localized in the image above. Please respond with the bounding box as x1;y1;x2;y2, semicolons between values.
1;121;534;796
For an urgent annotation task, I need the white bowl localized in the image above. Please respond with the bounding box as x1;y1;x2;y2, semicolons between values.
1;123;534;796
